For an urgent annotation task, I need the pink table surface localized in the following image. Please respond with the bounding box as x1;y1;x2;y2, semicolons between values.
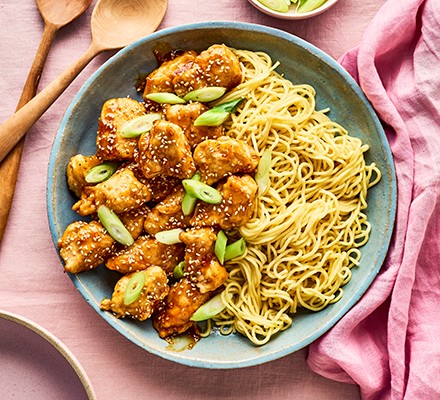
0;1;386;399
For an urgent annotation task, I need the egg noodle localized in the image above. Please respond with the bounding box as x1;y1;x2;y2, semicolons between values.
207;49;381;345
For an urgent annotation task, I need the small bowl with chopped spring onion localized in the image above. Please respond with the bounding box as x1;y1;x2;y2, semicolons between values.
47;22;396;369
248;0;339;20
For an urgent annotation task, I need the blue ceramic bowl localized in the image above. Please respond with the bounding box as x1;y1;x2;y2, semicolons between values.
47;22;396;368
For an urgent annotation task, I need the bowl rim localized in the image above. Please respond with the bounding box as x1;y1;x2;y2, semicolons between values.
47;21;397;369
247;0;340;20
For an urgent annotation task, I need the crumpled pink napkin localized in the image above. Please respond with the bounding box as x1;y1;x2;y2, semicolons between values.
307;0;440;398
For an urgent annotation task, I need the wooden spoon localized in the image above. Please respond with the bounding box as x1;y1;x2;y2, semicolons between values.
0;0;168;163
0;0;92;241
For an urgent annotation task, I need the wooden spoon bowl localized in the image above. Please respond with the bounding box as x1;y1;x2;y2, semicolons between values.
37;0;92;27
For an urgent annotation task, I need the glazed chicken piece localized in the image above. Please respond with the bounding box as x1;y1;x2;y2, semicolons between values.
173;44;242;97
165;103;224;150
179;227;228;294
153;278;211;338
153;228;228;339
143;50;197;98
144;186;192;235
136;120;196;180
106;235;184;275
191;174;258;230
122;163;181;203
100;266;169;321
118;206;150;241
58;220;115;274
145;175;181;203
72;167;152;216
66;154;102;198
193;136;259;185
96;98;147;161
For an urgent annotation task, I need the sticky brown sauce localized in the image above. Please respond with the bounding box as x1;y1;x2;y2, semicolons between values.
165;326;202;352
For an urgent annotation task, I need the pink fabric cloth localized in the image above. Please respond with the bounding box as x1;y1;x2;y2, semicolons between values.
308;0;440;399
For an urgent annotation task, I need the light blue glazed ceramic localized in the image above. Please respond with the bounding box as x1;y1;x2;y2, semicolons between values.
47;22;396;368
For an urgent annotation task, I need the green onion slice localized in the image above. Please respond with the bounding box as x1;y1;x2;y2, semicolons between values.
193;98;244;127
145;92;186;104
85;162;119;184
183;86;227;102
224;237;246;261
182;179;222;204
121;113;161;138
123;272;146;305
190;293;227;321
297;0;327;13
257;0;290;12
254;149;272;195
214;230;228;265
97;205;134;246
181;172;201;216
173;261;185;279
155;228;183;245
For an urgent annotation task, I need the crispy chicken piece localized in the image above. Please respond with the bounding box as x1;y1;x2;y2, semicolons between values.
173;44;242;97
193;136;259;185
165;103;224;150
100;267;169;321
191;174;258;230
180;227;228;294
153;278;211;338
106;235;184;275
66;154;102;198
143;51;197;98
136;120;196;180
144;186;192;235
58;220;115;274
72;167;151;216
96;98;147;161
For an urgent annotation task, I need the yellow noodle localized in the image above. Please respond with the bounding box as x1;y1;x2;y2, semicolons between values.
212;49;381;345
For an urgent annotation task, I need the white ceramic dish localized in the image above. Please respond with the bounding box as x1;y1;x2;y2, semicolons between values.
0;310;96;400
248;0;339;20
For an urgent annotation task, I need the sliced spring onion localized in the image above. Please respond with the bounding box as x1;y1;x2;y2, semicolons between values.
120;113;161;138
182;179;222;204
254;149;272;195
297;0;327;12
181;172;201;216
183;86;227;103
214;230;228;265
193;98;244;127
123;272;146;305
97;205;134;246
190;293;226;321
173;261;185;279
155;228;183;245
224;238;246;261
145;92;186;104
257;0;290;12
85;162;119;184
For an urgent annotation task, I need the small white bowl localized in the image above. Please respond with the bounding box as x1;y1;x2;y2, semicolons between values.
248;0;339;20
0;310;96;399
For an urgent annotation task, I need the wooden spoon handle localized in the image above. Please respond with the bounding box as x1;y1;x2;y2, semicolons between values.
0;23;58;241
0;42;101;166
